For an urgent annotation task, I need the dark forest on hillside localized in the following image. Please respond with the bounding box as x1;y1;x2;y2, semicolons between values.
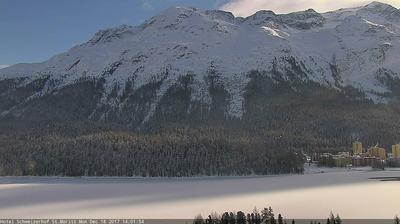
1;71;400;176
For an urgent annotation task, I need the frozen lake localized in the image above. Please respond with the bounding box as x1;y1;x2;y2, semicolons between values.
0;169;399;219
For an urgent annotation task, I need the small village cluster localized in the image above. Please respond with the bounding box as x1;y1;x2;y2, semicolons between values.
315;141;400;168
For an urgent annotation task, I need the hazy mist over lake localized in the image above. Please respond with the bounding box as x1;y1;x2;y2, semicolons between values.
0;170;399;219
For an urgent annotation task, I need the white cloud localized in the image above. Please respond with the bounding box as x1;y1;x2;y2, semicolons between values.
220;0;400;16
141;0;154;11
0;65;10;69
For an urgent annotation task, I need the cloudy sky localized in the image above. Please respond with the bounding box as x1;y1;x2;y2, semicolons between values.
221;0;400;16
1;0;399;67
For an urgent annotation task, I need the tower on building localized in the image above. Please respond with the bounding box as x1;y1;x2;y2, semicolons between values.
352;141;363;155
392;144;400;159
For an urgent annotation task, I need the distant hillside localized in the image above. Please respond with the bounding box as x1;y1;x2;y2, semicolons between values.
0;2;400;176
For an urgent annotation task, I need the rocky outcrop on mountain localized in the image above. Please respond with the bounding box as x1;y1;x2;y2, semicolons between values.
0;2;400;126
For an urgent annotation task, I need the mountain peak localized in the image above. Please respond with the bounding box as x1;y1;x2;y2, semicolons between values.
139;6;203;31
365;1;394;9
1;3;400;121
205;9;235;21
362;1;398;12
157;6;199;18
358;1;400;21
89;25;134;45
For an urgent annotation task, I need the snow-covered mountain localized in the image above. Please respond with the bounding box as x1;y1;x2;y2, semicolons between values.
1;1;400;124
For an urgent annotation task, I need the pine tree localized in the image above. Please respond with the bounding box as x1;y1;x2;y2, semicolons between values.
237;211;246;224
278;214;284;224
394;216;400;224
208;212;220;224
261;207;275;224
329;212;336;224
271;215;276;224
247;214;252;224
253;207;262;224
335;215;342;224
228;212;236;224
194;214;205;224
221;212;230;224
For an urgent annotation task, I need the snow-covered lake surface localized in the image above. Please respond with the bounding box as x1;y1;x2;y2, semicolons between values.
0;169;399;219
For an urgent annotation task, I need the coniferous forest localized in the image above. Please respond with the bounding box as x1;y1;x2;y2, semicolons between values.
0;122;304;176
1;71;400;176
194;208;400;224
194;208;344;224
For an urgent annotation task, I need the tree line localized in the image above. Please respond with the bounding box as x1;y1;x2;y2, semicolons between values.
2;70;400;177
194;207;400;224
0;128;304;177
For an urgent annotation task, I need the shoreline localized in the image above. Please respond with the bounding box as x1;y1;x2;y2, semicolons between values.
0;166;399;184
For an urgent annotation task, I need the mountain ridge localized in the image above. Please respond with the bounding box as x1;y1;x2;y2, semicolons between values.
1;1;400;121
2;2;400;177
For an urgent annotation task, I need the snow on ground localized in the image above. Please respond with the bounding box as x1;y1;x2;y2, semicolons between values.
0;170;399;219
302;163;386;174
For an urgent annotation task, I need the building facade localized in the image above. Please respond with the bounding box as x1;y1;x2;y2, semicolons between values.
352;141;363;155
367;146;386;160
392;144;400;159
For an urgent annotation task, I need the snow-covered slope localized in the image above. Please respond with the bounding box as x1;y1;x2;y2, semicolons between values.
1;2;400;120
